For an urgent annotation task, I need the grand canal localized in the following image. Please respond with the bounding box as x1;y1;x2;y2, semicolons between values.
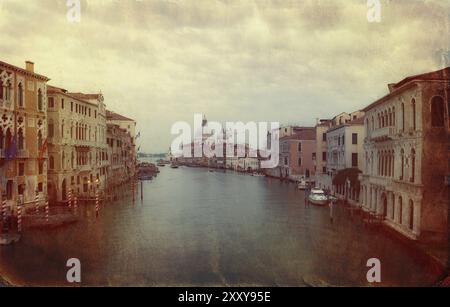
0;164;442;286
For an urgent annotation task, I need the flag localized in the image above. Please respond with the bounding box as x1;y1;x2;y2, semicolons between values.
5;136;17;160
39;138;48;160
135;132;141;139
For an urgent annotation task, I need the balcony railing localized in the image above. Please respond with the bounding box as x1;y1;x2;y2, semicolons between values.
17;149;29;158
370;126;396;141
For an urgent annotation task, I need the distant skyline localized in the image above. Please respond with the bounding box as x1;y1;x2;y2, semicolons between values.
1;0;449;152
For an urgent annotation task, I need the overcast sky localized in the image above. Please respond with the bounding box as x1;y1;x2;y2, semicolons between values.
1;0;449;152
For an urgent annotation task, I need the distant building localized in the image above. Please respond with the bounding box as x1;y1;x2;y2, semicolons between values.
0;60;50;211
359;67;450;243
106;123;135;187
265;127;316;181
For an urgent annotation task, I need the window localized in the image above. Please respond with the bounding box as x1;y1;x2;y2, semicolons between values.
38;182;43;192
37;130;43;149
312;153;316;160
398;196;403;224
38;160;44;175
410;149;416;183
409;200;414;230
48;120;54;138
401;103;405;131
352;153;358;167
61;98;65;109
71;101;74;112
400;149;405;180
18;128;24;150
352;133;358;145
37;89;43;111
322;133;326;142
298;158;302;166
431;96;444;127
342;135;345;145
298;142;302;152
48;97;54;108
411;99;416;130
322;152;327;162
49;156;54;170
284;157;288;166
323;167;326;173
18;83;24;107
18;162;25;176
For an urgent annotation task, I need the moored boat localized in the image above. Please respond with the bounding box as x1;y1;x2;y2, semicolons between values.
307;188;329;206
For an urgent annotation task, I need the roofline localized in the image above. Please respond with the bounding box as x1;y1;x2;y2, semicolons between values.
0;60;50;82
47;85;100;107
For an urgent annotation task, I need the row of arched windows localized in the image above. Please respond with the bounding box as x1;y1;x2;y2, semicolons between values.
365;148;416;183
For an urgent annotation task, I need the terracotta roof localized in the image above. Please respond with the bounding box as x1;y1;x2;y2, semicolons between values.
106;110;135;122
69;92;103;100
281;129;316;141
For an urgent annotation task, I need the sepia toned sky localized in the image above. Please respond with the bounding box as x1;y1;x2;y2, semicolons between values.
0;0;449;152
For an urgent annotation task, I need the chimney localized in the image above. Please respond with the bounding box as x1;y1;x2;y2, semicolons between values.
387;83;396;93
25;61;34;73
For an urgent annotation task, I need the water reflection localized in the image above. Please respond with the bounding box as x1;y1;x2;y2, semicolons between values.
0;165;441;286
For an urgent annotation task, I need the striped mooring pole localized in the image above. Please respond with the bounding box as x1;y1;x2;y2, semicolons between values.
74;195;78;211
45;199;49;223
17;203;22;233
95;189;99;218
35;192;40;214
2;198;7;223
68;189;72;209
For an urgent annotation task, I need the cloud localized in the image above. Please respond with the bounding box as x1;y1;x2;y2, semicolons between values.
0;0;448;152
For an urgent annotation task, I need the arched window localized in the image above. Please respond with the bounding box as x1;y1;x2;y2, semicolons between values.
49;155;55;170
18;82;24;107
410;149;416;183
62;151;65;170
398;196;403;224
37;130;43;149
411;99;416;130
48;119;54;138
5;81;12;101
61;120;65;138
5;128;12;153
384;111;388;127
38;89;43;111
409;200;414;230
392;106;396;127
18;128;24;150
0;127;3;150
0;82;4;99
431;96;444;127
298;158;302;166
391;194;395;220
401;103;405;131
388;108;392;126
71;151;74;169
400;149;405;180
371;116;374;131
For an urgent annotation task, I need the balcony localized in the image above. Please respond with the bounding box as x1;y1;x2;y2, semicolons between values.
17;149;29;158
0;99;12;109
370;127;395;142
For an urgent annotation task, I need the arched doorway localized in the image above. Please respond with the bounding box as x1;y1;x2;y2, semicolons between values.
61;179;67;201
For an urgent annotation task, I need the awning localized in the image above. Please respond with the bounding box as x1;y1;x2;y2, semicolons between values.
332;168;362;188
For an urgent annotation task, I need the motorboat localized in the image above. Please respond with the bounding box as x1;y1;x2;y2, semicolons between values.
170;163;179;169
307;188;329;206
297;179;308;190
252;173;265;177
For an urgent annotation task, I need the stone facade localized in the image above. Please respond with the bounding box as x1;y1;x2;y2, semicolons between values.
0;60;49;211
359;67;450;243
46;86;108;202
106;123;135;187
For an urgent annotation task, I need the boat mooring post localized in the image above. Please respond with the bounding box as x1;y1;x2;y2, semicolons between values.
141;180;143;202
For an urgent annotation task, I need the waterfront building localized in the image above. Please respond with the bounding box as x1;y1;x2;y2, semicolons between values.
314;119;332;190
265;127;316;181
106;123;135;187
326;115;365;203
46;86;108;202
359;67;450;243
0;60;50;212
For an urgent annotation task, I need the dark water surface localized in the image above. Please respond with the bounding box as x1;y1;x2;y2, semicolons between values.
0;165;440;286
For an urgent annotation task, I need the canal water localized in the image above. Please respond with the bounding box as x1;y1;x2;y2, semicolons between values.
0;164;441;286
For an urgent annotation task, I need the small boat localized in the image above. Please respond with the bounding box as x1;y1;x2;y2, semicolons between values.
307;188;329;206
170;164;179;169
252;173;265;177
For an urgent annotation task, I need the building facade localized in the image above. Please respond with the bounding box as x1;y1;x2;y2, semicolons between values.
0;60;49;211
314;119;332;189
359;67;450;243
46;86;108;203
